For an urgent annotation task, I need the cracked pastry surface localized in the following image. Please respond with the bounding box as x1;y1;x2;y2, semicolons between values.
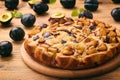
24;17;120;69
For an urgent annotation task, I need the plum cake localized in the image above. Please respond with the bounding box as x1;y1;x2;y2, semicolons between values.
24;14;120;69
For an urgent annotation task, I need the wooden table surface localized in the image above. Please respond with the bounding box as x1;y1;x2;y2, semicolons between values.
0;0;120;80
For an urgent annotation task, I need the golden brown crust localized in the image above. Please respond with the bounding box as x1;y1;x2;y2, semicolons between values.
24;17;120;69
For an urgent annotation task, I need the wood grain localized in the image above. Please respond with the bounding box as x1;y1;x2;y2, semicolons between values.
0;0;120;80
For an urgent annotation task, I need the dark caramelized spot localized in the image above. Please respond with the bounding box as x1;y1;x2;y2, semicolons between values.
40;23;48;28
105;36;110;43
48;18;59;24
49;18;66;24
93;21;97;26
74;25;82;30
73;40;79;43
33;35;39;41
115;37;119;42
113;29;116;32
59;29;71;34
69;33;76;38
61;40;67;44
28;34;32;38
89;26;96;30
49;19;57;24
52;33;60;37
66;17;74;22
59;29;76;38
64;22;72;26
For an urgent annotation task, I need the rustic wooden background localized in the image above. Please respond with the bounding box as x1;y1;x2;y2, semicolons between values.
0;0;120;80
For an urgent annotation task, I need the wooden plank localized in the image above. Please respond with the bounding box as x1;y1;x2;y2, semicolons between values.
0;0;120;80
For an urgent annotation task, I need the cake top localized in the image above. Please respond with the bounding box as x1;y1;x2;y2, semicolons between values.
24;13;120;69
27;15;120;57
